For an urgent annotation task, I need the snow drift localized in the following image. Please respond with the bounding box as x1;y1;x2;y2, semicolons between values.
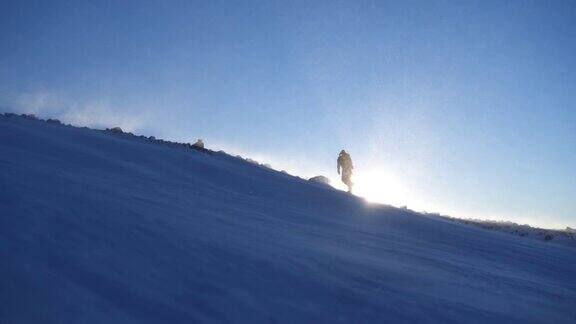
1;114;575;323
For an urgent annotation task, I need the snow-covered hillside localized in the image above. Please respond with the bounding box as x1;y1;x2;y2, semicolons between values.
430;214;576;248
1;114;575;323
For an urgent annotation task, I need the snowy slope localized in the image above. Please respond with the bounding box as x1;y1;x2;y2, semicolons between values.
1;114;575;324
431;215;576;248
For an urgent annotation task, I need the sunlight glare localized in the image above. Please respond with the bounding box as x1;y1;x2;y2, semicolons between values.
352;169;411;207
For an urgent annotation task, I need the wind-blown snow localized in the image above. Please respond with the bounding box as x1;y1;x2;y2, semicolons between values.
428;214;576;248
1;114;575;323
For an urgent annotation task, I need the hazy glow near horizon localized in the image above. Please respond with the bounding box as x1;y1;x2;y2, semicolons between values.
0;0;575;228
349;170;410;206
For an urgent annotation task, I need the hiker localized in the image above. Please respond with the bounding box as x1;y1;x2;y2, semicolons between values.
337;150;354;193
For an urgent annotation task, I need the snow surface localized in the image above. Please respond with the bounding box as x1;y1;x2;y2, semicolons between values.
1;114;576;323
429;215;576;248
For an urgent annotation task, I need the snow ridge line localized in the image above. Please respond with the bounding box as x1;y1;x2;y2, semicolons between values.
2;111;574;248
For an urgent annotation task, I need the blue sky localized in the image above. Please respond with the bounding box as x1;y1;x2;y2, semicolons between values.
1;0;575;228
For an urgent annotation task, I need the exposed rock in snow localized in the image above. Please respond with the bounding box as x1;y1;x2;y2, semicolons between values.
193;139;204;148
308;175;331;188
106;126;124;134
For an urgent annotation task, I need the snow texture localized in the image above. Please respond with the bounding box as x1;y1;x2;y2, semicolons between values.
1;113;575;323
429;214;576;248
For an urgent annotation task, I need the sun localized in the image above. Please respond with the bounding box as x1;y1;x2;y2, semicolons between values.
351;169;411;207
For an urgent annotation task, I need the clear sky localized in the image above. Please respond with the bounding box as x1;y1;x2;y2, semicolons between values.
1;0;575;228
